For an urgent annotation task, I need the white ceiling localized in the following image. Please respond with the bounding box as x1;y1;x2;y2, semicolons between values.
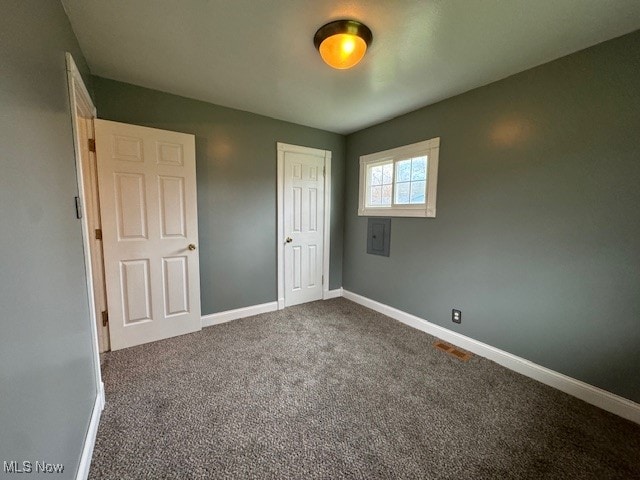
62;0;640;134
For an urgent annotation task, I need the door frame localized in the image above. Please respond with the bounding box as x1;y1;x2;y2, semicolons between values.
66;53;104;394
276;142;332;309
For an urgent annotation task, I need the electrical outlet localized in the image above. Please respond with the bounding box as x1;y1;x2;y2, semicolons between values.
452;309;462;324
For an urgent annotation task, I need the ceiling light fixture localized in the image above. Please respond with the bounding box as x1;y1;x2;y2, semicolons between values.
314;20;373;70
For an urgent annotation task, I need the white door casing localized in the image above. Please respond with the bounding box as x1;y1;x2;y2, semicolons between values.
95;120;201;350
66;53;103;400
277;143;331;308
76;98;110;353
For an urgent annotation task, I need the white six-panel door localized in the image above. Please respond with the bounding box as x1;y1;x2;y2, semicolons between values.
95;120;201;350
283;149;325;306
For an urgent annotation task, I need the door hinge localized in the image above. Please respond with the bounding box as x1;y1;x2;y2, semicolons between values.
101;310;109;327
88;138;96;153
322;274;324;285
95;229;102;240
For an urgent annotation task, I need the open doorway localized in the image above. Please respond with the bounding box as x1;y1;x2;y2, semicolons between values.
67;57;203;353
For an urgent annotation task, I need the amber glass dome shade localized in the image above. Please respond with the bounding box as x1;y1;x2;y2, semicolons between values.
314;20;373;70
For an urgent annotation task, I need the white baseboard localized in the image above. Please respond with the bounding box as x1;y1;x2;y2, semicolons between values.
202;301;279;327
76;382;105;480
323;288;343;300
342;289;640;425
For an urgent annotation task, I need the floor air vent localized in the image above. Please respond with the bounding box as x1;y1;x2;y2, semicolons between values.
433;340;472;362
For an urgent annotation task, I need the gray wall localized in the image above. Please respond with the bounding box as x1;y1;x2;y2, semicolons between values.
343;30;640;403
0;0;98;476
92;77;346;315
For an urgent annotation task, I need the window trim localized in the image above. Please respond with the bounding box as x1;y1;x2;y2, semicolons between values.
358;137;440;218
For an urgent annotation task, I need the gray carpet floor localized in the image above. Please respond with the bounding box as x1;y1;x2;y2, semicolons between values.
89;298;640;479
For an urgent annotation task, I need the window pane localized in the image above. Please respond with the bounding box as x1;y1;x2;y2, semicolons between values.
410;180;426;204
382;163;393;184
381;184;392;205
371;165;383;186
370;185;382;205
395;182;410;204
411;156;427;181
396;160;411;182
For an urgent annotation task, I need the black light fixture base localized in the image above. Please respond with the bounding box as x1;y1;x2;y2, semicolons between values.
313;19;373;51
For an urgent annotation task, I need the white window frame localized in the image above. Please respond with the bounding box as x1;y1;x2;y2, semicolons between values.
358;137;440;218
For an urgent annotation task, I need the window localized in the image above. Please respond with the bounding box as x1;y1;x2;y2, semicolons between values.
358;137;440;217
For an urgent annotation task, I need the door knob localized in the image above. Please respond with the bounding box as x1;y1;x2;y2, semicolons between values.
188;243;197;250
285;237;293;243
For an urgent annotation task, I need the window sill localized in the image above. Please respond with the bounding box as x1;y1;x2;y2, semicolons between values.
358;207;436;218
